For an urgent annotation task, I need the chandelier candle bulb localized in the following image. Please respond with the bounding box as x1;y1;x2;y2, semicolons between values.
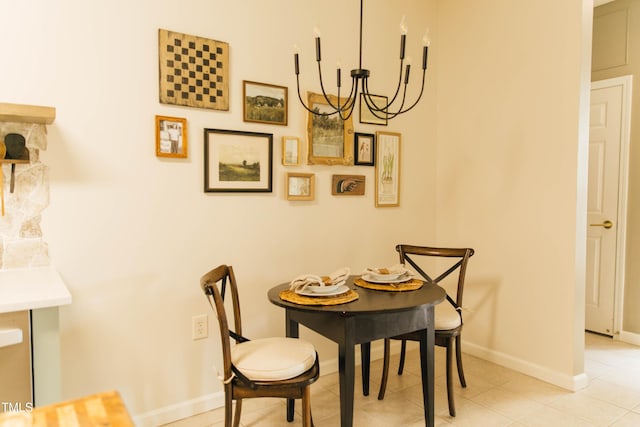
315;37;321;61
422;46;428;70
314;27;322;62
293;0;429;121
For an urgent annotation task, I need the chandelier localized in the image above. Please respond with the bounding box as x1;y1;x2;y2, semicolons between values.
294;0;430;121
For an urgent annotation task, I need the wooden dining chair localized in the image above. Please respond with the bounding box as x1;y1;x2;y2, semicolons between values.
377;245;474;417
200;265;320;427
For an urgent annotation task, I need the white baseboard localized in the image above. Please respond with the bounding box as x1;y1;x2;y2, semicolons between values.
618;330;640;346
136;339;597;425
133;392;224;427
463;341;588;391
133;342;390;426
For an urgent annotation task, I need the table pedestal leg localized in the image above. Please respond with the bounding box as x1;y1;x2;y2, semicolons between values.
338;341;355;427
286;313;299;422
418;307;435;427
361;342;370;396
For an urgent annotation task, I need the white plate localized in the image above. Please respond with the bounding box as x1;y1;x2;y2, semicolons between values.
366;271;405;281
361;273;413;284
295;283;349;297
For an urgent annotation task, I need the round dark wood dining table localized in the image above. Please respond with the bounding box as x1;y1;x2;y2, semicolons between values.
267;275;446;427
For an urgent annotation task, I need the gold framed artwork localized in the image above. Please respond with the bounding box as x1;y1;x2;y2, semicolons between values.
243;80;288;125
306;92;354;166
282;136;300;165
156;115;188;158
286;172;315;201
375;131;401;207
332;174;365;196
158;29;229;111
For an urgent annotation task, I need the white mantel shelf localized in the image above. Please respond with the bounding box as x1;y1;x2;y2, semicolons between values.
0;267;71;313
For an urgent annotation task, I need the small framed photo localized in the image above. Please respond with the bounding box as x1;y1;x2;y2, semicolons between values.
307;92;354;165
243;80;288;126
360;94;388;126
156;115;188;158
204;129;273;193
354;132;375;166
286;173;315;201
332;174;365;196
375;131;401;207
282;136;300;166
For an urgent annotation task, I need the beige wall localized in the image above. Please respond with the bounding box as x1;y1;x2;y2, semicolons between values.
435;0;591;385
1;0;438;421
592;0;640;335
0;0;592;422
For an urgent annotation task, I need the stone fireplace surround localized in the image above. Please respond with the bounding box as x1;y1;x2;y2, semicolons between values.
0;102;71;408
0;102;53;270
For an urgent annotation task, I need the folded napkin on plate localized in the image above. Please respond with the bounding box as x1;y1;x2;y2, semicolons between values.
289;267;351;292
362;264;407;275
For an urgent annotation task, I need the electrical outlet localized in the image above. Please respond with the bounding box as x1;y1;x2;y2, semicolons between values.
192;314;208;340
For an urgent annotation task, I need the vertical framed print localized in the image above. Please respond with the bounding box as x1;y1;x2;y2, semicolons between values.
354;132;375;166
375;131;401;207
156;115;188;158
282;136;300;166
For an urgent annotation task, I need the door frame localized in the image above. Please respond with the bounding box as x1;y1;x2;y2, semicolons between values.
590;75;632;338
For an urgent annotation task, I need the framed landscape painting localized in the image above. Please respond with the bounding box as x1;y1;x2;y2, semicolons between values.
243;80;288;125
204;129;273;192
306;92;354;165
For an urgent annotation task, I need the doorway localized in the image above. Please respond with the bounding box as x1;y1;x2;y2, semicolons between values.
586;76;632;336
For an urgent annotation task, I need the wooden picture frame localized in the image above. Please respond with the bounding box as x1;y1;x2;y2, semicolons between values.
204;129;273;193
359;94;388;126
282;136;300;166
375;131;401;207
243;80;288;125
354;132;375;166
307;92;354;165
332;174;365;196
156;115;188;158
286;172;315;201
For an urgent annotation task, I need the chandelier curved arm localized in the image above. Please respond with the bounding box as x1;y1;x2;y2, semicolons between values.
361;78;406;120
317;63;359;121
295;75;339;116
360;58;407;118
362;69;426;119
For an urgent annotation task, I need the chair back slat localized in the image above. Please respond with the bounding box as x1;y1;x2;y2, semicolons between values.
200;264;245;383
396;245;474;310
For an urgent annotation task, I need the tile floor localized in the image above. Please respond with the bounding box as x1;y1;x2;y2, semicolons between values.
164;333;640;426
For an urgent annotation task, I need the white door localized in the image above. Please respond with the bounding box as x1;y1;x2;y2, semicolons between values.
586;76;631;336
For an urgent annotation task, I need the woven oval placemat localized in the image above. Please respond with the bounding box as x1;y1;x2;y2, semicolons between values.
279;289;359;306
354;278;423;292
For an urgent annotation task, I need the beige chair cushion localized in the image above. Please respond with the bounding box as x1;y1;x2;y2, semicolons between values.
231;337;316;381
435;301;462;331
